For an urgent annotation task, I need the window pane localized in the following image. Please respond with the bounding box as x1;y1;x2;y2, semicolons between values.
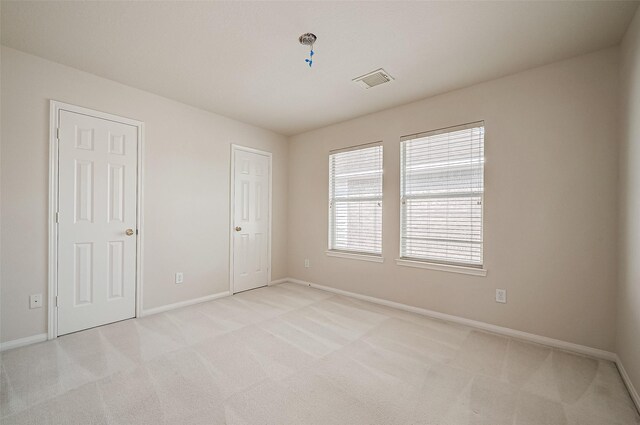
333;200;382;253
403;196;482;242
329;145;383;255
401;124;484;266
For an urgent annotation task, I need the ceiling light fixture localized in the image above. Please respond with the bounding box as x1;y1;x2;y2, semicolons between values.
299;33;317;68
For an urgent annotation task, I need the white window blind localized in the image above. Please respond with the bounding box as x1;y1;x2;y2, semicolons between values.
329;144;383;255
400;122;484;267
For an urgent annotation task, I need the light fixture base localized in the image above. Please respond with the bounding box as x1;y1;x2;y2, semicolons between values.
299;33;317;46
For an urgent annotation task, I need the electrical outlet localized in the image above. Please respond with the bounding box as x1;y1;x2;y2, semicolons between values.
30;294;43;309
304;259;310;268
175;272;184;284
496;289;507;304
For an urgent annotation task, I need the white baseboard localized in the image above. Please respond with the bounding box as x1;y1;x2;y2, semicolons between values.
616;355;640;413
140;291;230;316
0;333;48;352
286;277;617;362
269;278;288;286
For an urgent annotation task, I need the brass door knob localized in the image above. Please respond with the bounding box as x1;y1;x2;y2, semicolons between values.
125;229;134;236
235;226;242;232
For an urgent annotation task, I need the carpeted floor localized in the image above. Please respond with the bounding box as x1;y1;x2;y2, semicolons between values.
1;283;638;424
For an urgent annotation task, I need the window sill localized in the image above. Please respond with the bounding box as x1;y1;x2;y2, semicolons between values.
325;251;384;263
395;259;487;276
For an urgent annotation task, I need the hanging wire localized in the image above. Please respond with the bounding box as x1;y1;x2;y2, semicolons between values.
299;33;317;68
305;44;314;67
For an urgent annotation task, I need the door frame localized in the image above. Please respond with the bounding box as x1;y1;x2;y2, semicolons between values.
48;100;145;340
229;144;272;294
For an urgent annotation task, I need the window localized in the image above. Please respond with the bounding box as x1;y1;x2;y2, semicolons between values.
329;143;383;256
400;122;484;268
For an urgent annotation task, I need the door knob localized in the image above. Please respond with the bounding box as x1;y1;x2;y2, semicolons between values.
125;229;134;236
235;226;242;232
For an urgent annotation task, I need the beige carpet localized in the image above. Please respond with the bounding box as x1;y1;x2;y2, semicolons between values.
1;282;638;424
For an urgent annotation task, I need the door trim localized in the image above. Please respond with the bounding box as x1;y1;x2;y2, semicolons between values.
229;144;273;294
48;100;145;340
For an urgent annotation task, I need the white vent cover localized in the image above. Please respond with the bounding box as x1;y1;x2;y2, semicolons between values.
353;68;394;89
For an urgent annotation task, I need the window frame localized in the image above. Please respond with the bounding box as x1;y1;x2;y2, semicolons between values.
398;122;486;272
327;141;384;258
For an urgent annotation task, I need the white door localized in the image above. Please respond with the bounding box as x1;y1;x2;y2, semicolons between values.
57;110;138;335
232;147;271;293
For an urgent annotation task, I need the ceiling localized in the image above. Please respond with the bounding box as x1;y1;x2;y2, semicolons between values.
1;1;637;136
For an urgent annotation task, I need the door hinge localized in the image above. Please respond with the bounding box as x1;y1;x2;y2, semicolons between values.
56;128;60;140
55;296;59;307
55;212;60;223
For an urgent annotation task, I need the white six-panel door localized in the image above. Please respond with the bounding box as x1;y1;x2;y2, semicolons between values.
57;110;138;335
232;148;271;293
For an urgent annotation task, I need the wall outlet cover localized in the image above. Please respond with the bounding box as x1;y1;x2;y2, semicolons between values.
496;289;507;304
30;294;43;309
304;259;310;268
175;272;184;284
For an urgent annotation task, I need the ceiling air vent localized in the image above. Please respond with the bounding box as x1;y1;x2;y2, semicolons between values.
353;68;394;89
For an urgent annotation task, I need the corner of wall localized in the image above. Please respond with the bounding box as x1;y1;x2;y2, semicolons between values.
616;3;640;410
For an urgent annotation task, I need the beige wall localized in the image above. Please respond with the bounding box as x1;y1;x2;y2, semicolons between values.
288;48;620;352
618;7;640;396
0;41;628;357
0;46;288;343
